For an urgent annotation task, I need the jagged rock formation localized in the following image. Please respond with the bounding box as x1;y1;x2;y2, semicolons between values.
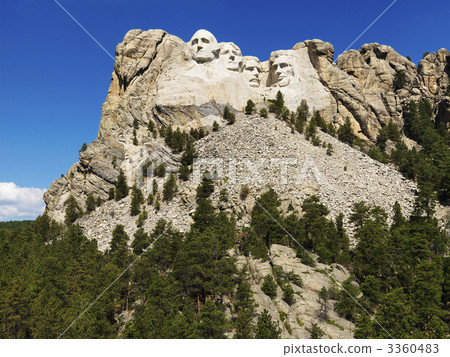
44;29;448;224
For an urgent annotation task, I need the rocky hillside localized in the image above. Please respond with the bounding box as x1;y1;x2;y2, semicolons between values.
74;112;417;250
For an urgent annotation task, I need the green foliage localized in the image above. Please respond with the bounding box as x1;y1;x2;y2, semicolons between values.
196;172;215;200
79;143;87;153
164;126;186;153
130;185;144;216
251;188;286;247
131;228;150;255
296;196;349;264
422;52;430;58
239;184;250;200
85;193;96;213
238;227;269;261
155;163;166;178
268;91;289;119
115;169;129;201
65;195;82;225
219;188;228;202
255;309;281;338
136;206;148;227
212;121;219;132
259;107;268;118
152;179;158;195
223;106;236;124
163;173;177;201
396;99;450;202
293;100;309;133
309;323;325;339
261;274;278;299
245;99;256;114
179;139;198;179
393;69;407;90
199;300;227;338
282;283;296;306
326;143;334;156
368;146;389;163
335;278;360;322
337;117;356;146
108;187;115;200
312;110;327;132
234;272;257;338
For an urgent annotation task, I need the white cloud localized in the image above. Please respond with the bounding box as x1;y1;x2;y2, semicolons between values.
0;182;47;221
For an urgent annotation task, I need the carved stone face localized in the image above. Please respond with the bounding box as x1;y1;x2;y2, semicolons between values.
243;58;261;87
219;43;242;71
273;56;294;87
190;30;219;63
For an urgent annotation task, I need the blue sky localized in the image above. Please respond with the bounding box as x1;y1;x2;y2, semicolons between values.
0;0;449;220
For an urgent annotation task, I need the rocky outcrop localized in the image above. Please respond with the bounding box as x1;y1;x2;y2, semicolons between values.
234;244;355;339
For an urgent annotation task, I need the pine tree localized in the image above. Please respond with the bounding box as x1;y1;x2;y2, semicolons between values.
245;99;255;114
131;228;150;255
85;193;96;213
115;169;129;201
109;224;131;269
261;274;278;299
255;309;281;338
152;179;158;195
163;173;177;201
223;106;235;124
108;187;115;200
282;283;296;306
130;185;143;216
212;121;219;132
309;323;325;339
259;107;268;118
199;300;227;339
337;117;356;146
155;163;166;178
65;195;82;225
79;143;87;153
196;172;214;199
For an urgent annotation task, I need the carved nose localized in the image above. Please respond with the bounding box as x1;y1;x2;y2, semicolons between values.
230;55;235;60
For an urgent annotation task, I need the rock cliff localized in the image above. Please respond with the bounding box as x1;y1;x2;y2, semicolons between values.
44;28;448;226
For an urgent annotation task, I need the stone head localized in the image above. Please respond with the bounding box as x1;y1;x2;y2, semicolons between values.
190;29;220;63
243;56;261;87
272;55;294;87
219;42;242;71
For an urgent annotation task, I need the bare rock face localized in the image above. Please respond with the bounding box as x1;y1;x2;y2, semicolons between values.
418;49;450;95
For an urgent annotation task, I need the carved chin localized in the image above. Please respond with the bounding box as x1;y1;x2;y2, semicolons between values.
277;78;290;87
193;53;215;63
226;64;239;71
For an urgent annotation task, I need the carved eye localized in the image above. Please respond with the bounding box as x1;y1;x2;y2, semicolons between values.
280;63;288;68
202;38;209;43
192;39;198;45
